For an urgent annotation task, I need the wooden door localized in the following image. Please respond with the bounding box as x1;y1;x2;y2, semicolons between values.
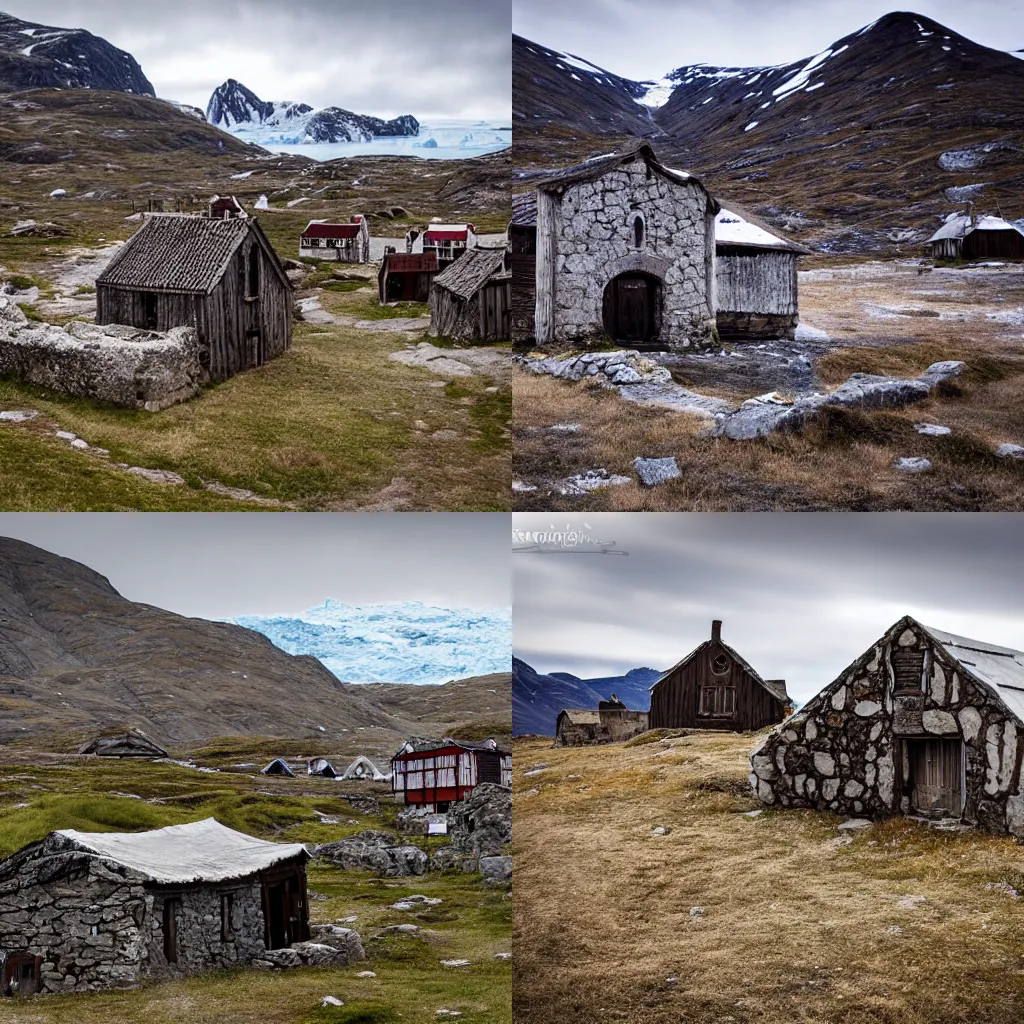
908;739;962;816
604;274;655;343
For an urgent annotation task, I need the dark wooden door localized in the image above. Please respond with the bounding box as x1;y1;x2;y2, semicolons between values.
265;882;287;948
907;739;962;816
604;274;655;343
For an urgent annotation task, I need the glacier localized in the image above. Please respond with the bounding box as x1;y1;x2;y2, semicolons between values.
231;600;512;685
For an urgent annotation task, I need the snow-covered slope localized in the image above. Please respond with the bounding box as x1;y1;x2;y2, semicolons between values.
206;79;419;145
233;600;511;685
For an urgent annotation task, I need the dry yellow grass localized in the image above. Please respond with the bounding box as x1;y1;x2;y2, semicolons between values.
513;732;1024;1024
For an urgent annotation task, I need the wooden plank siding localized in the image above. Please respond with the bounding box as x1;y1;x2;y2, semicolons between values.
649;641;787;732
715;250;798;315
510;224;536;342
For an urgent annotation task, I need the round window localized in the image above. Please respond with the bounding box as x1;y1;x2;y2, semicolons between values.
712;654;729;675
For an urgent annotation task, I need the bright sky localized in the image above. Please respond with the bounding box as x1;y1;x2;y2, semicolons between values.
513;0;1024;79
6;0;511;120
0;513;510;619
512;513;1024;704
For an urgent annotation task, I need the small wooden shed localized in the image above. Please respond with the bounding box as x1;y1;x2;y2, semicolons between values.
378;251;438;303
429;246;511;341
715;205;810;341
649;620;790;733
96;215;292;383
927;213;1024;260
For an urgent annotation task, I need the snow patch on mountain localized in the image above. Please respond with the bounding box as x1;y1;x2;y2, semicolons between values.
232;600;511;685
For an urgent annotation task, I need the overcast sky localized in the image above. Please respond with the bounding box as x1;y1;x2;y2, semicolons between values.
513;513;1024;704
0;513;509;619
513;0;1024;80
8;0;510;119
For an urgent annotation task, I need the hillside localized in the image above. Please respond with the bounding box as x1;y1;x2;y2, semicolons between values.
0;537;399;745
0;11;153;96
513;12;1024;252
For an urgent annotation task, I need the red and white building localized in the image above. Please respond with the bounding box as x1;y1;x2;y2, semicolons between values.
422;223;476;268
299;216;370;263
391;737;511;812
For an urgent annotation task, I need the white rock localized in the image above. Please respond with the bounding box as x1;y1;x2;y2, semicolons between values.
838;818;872;830
49;188;67;198
844;779;864;799
356;970;377;978
898;630;917;647
689;906;705;917
0;409;39;422
855;701;882;717
322;996;344;1007
922;710;958;735
805;719;818;741
440;959;471;967
813;752;836;776
494;952;512;960
914;423;951;436
997;443;1024;460
822;778;839;801
894;457;932;473
958;706;982;743
831;686;847;711
633;456;681;487
794;322;830;341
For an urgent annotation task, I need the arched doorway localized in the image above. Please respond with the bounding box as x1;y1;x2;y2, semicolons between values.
602;272;661;344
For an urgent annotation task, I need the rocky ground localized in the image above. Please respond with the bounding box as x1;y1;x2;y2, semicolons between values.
513;259;1024;510
513;730;1024;1024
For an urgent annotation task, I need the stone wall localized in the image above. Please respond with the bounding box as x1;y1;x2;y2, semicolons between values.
0;296;201;411
750;618;1024;837
716;311;798;342
542;159;716;351
449;783;511;858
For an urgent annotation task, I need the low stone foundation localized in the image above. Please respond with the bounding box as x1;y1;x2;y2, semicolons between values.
0;296;201;411
717;311;798;341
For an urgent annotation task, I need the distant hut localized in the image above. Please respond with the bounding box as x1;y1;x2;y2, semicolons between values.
429;246;511;341
391;737;511;812
339;755;391;782
422;223;476;268
715;205;811;341
299;216;370;263
649;620;790;732
307;758;338;778
78;729;168;759
205;195;248;220
261;758;295;777
927;212;1024;260
509;193;536;344
96;215;292;383
554;696;649;747
378;251;438;303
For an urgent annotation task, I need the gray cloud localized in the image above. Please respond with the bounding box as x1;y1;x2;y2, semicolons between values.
7;0;510;118
512;513;1024;703
513;0;1024;80
0;512;510;619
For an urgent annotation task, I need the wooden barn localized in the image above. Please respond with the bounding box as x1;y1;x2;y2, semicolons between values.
649;620;790;732
96;215;292;383
555;695;649;747
715;205;810;341
927;212;1024;260
392;737;511;813
510;192;537;344
422;223;476;268
752;617;1024;838
299;216;370;263
429;246;511;341
377;250;438;303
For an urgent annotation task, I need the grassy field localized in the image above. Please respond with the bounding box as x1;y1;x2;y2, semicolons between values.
513;262;1024;510
513;731;1024;1024
0;748;511;1024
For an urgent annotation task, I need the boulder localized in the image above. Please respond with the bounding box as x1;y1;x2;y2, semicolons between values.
449;783;511;857
633;456;681;488
315;831;428;877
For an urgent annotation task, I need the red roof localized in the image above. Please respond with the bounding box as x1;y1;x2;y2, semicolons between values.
424;230;471;242
384;252;438;273
302;222;361;239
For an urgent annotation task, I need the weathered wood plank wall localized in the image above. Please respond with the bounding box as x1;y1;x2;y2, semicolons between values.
716;251;798;315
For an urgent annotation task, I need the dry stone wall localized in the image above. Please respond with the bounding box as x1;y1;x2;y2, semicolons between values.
750;618;1024;836
547;160;715;351
0;296;201;411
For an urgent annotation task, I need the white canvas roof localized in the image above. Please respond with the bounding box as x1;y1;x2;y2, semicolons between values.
922;623;1024;722
54;817;307;885
927;214;1024;243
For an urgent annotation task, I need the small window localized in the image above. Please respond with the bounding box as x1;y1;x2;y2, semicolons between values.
712;654;730;675
142;292;158;330
247;250;260;297
163;897;179;963
633;216;644;248
699;685;736;717
221;893;234;942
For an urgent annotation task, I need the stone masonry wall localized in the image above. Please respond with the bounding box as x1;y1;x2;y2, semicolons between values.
0;296;201;411
750;619;1024;837
550;159;715;350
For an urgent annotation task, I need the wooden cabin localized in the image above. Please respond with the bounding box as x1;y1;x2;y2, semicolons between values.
555;696;649;747
206;195;247;220
422;223;476;268
927;213;1024;260
378;250;438;303
299;216;370;262
649;620;790;732
391;737;511;813
715;205;810;341
96;215;292;383
429;246;511;341
510;192;537;344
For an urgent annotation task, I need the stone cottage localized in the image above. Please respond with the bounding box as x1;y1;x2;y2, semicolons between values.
750;616;1024;836
554;696;649;747
0;818;311;994
513;142;720;350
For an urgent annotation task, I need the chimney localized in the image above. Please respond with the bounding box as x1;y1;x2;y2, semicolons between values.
711;620;722;644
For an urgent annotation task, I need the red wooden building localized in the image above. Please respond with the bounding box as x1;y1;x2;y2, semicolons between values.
391;737;511;812
422;223;476;268
378;250;438;303
299;216;369;262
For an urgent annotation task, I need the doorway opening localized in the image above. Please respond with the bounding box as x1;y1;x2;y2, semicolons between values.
602;272;661;345
905;738;963;817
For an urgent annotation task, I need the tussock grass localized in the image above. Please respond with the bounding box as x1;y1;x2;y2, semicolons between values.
513;733;1024;1024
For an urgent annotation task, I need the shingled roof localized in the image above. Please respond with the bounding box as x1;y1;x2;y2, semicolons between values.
98;215;288;294
432;246;508;301
511;192;537;228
